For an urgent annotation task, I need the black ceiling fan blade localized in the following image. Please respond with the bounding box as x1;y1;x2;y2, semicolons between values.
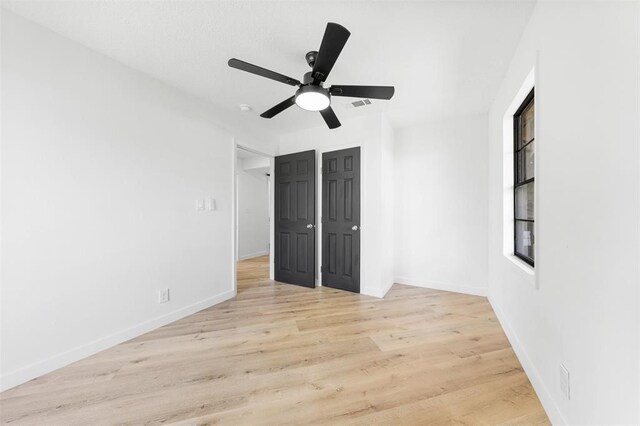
312;23;351;82
260;96;296;119
228;58;300;86
330;85;395;100
320;107;341;129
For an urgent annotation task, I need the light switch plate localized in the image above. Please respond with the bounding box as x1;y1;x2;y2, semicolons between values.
207;198;216;211
196;199;205;211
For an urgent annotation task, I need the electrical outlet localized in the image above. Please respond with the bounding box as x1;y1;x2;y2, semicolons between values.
158;288;170;304
559;363;570;400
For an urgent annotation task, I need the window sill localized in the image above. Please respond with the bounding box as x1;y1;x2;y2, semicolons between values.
505;254;535;277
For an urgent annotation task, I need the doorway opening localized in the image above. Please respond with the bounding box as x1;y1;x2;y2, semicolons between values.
235;145;273;294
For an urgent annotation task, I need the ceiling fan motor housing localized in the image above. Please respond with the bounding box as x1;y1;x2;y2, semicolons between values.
303;71;318;85
305;51;318;67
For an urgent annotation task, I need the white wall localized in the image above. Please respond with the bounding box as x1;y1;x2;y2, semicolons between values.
236;158;270;260
379;116;395;296
394;115;488;296
0;11;271;391
488;2;640;424
278;113;394;298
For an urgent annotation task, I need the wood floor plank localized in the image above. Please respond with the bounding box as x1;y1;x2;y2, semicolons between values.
0;255;548;425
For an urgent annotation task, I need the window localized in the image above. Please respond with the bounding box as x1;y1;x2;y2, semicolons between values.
513;89;534;266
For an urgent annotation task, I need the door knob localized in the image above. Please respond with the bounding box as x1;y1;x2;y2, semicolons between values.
306;224;315;229
352;225;359;231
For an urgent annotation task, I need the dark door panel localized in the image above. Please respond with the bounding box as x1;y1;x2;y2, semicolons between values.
322;147;360;293
274;150;316;287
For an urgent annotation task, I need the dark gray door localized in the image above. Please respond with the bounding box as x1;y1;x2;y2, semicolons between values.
322;147;360;293
274;150;316;288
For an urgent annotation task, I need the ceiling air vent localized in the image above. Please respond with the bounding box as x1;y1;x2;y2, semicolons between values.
351;99;372;108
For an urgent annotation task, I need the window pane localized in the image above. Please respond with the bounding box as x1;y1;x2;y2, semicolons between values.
515;182;534;220
521;100;534;146
516;141;535;182
524;142;534;180
515;220;534;262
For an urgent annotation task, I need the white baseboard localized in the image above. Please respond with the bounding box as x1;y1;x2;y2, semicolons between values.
361;288;383;298
237;250;269;261
0;289;235;392
488;296;565;425
360;278;395;299
380;278;394;298
394;276;487;297
361;288;381;298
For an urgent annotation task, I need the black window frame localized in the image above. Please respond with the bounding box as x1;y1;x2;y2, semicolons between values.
513;88;535;266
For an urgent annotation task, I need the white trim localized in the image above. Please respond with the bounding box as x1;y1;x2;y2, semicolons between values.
231;137;238;295
506;254;535;276
0;289;235;392
238;250;269;261
0;5;4;398
268;163;274;281
502;67;537;288
360;279;394;299
488;296;565;425
394;276;487;297
380;278;395;298
361;288;384;299
233;141;275;291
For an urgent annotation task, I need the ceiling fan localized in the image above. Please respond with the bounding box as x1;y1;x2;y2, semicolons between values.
228;22;395;129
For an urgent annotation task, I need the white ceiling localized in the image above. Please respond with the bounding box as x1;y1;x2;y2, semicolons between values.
3;1;535;135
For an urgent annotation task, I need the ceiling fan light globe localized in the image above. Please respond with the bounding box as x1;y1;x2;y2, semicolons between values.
295;86;331;111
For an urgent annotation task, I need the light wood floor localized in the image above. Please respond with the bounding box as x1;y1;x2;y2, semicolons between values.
0;256;548;425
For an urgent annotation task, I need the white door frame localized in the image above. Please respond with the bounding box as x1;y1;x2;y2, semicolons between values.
231;141;363;292
232;140;275;296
